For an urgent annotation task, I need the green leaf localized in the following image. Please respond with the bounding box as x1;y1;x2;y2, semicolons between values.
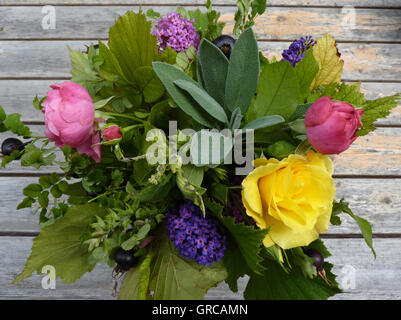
39;176;52;189
0;105;6;122
294;49;319;102
267;140;296;159
160;46;177;65
148;228;227;300
14;204;107;284
205;199;268;274
23;184;43;198
288;102;313;121
310;33;344;91
251;0;268;15
3;113;31;137
38;191;49;208
197;39;229;108
222;237;251;292
137;173;173;202
242;115;285;131
108;10;159;82
182;165;204;187
146;8;161;19
174;79;229;125
333;199;376;258
98;41;125;82
358;94;400;136
153;62;217;128
225;28;260;114
176;169;206;215
247;60;299;122
17;197;36;210
288;118;307;134
308;83;365;107
244;257;341;300
133;66;165;103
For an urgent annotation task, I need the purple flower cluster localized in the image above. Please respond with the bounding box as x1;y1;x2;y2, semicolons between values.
165;202;226;266
282;36;317;67
152;12;200;54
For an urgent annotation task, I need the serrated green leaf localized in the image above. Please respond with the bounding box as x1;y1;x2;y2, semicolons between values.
14;204;107;284
108;10;159;82
310;34;344;91
182;165;204;187
358;94;400;136
133;66;165;103
205;199;268;274
39;176;52;189
3;113;31;137
246;60;299;122
244;257;341;300
225;28;260;114
148;227;227;300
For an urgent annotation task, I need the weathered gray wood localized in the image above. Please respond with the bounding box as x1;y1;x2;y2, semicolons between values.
0;176;400;234
1;41;400;82
0;6;400;42
0;0;400;8
1;80;399;124
1;237;399;299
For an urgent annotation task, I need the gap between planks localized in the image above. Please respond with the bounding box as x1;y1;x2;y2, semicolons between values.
1;4;401;10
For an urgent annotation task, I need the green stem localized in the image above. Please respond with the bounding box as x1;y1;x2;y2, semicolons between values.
105;113;146;124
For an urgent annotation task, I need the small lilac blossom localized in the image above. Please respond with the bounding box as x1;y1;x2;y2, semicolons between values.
152;12;200;54
165;202;226;266
282;36;317;67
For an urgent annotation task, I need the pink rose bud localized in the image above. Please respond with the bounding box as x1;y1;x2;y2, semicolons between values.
305;97;364;154
102;125;122;141
42;81;101;162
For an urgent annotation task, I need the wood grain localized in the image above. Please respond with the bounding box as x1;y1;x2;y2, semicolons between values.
0;41;400;82
1;237;399;299
0;0;400;8
1;80;400;124
0;6;400;42
0;176;399;234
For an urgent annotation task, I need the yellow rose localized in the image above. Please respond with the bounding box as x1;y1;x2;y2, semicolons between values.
241;150;335;249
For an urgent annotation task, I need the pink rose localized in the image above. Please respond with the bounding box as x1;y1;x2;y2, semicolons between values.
102;125;122;141
305;97;364;154
42;81;101;162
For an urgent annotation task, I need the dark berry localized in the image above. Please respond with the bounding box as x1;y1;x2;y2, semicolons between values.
213;35;236;59
1;138;25;156
303;248;324;271
114;247;139;271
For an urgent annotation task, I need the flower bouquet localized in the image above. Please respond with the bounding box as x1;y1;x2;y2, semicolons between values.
2;1;400;300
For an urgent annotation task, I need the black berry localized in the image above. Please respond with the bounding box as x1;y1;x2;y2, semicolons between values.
303;248;324;271
114;247;139;271
213;35;236;59
1;138;25;156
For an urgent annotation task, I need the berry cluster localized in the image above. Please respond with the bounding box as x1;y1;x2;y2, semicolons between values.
282;36;317;67
165;202;226;266
152;12;200;54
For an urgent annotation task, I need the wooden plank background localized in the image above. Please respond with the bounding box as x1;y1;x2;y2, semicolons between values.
0;0;400;300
